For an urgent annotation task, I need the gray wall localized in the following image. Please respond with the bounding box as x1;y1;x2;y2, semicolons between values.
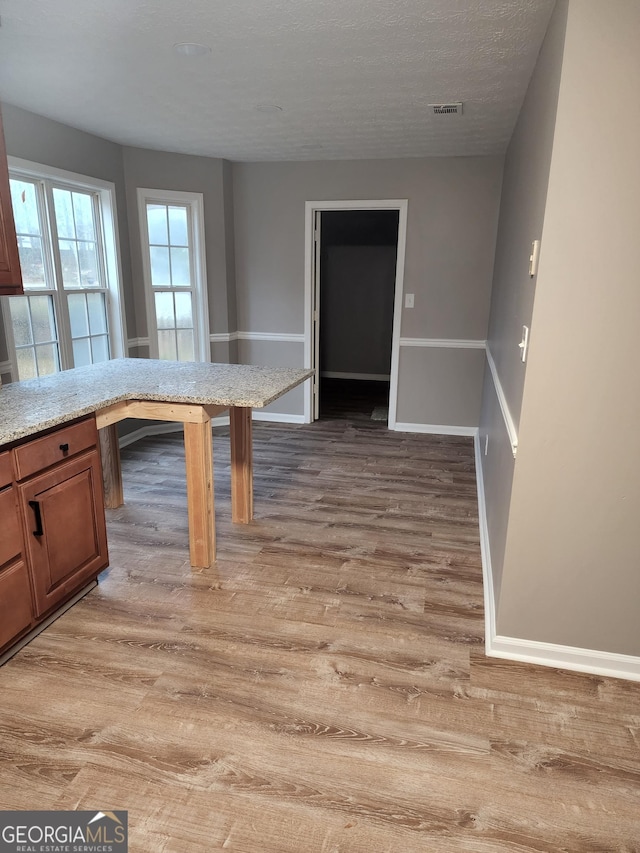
398;346;486;428
232;157;503;423
0;102;135;350
478;1;568;600
320;245;395;377
121;146;235;351
237;338;305;416
497;0;640;655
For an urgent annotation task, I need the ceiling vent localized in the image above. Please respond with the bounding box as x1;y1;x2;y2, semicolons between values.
430;103;463;116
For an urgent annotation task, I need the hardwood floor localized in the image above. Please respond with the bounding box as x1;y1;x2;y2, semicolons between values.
0;417;639;852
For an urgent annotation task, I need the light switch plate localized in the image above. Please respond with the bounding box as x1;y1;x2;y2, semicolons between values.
529;240;541;277
519;325;530;362
404;293;414;309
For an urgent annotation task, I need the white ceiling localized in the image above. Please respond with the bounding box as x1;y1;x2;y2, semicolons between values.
0;0;556;162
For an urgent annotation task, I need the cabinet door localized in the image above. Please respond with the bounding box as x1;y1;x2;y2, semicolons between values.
0;106;22;295
0;480;22;567
0;482;33;651
19;450;108;617
0;560;33;651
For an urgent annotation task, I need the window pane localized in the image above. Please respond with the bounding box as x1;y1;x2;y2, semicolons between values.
78;241;99;287
10;170;118;374
10;180;41;235
72;337;92;368
174;292;193;328
59;240;81;287
154;291;175;329
87;292;108;335
91;335;110;363
176;329;195;362
16;347;37;381
53;188;75;239
150;246;170;287
147;204;168;245
142;192;202;363
34;343;59;376
72;192;95;241
68;293;89;338
157;329;177;361
17;235;46;288
168;206;188;246
30;295;57;344
170;247;190;286
9;298;34;347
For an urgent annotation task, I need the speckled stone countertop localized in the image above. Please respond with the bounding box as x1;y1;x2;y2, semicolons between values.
0;359;313;446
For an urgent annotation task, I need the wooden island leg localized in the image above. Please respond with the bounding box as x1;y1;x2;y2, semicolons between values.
230;406;253;523
98;424;124;509
184;418;215;567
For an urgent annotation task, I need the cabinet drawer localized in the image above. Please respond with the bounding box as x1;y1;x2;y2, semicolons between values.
0;485;21;568
0;451;12;489
13;417;98;481
0;560;33;651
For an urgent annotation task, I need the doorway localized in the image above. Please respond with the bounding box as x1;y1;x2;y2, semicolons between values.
319;210;398;421
303;199;408;427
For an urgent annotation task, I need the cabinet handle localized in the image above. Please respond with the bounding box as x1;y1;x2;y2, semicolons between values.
59;443;69;453
28;500;44;537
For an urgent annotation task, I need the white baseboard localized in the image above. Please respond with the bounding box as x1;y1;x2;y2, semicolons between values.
321;371;390;382
252;411;305;424
488;635;640;683
118;422;184;448
394;422;478;437
474;435;640;682
473;432;498;656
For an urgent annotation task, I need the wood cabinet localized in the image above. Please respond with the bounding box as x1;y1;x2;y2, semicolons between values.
0;105;23;295
0;417;109;656
0;451;33;651
19;449;108;617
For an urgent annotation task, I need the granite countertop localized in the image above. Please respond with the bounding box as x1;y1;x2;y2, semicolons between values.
0;359;313;446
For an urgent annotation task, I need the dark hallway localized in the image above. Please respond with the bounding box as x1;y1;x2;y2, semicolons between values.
319;377;391;424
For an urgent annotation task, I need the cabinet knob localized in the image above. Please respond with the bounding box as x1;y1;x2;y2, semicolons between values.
59;443;69;453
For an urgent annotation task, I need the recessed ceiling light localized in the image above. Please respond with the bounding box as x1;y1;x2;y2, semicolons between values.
173;42;211;57
255;103;284;114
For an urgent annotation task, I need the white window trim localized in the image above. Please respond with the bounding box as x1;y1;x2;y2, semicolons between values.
3;156;127;381
136;187;210;362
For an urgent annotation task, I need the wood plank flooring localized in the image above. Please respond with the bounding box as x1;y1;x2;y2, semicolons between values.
0;416;639;852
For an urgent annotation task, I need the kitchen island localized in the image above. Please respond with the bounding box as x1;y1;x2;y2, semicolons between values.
0;358;312;567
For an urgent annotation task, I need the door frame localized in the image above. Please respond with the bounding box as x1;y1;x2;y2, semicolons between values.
303;199;408;426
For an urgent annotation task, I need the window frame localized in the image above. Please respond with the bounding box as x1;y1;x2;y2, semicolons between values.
137;187;210;363
2;157;126;382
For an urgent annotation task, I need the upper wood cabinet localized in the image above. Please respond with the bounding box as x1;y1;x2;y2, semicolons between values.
0;105;23;295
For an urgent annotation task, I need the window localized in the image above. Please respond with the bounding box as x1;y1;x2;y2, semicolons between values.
2;159;125;381
137;188;209;362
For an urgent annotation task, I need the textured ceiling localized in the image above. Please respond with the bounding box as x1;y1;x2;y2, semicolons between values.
0;0;556;161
